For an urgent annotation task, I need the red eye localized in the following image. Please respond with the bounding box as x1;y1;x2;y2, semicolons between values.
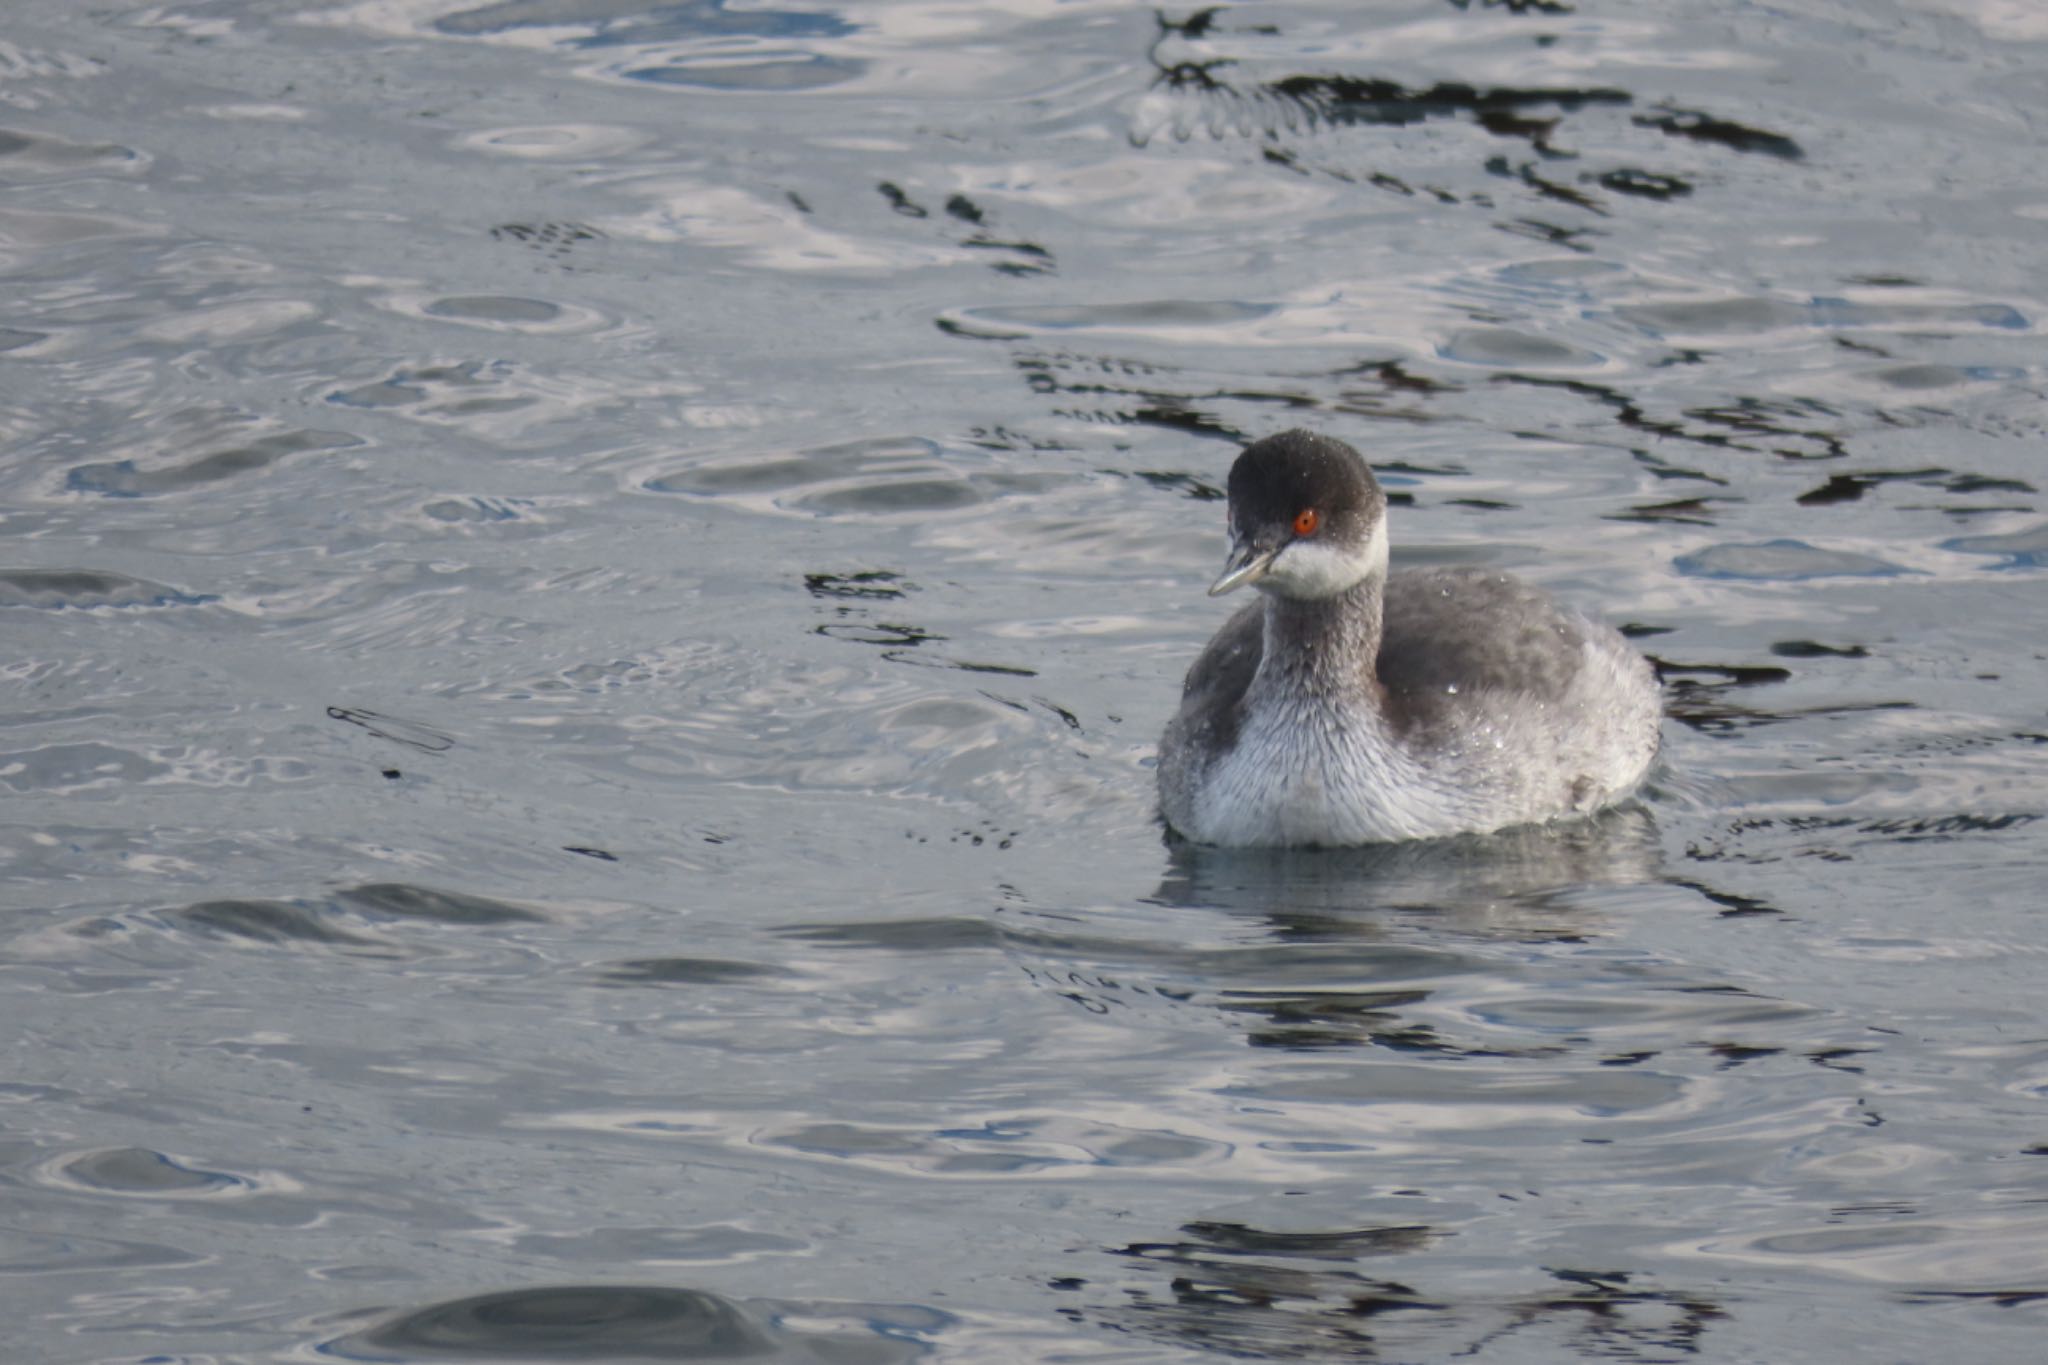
1293;508;1320;536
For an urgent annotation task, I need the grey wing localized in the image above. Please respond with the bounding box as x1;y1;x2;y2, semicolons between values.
1379;569;1596;704
1172;600;1264;750
1181;600;1264;703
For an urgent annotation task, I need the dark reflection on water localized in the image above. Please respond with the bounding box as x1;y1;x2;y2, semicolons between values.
54;1146;251;1197
0;567;217;610
1064;810;1797;1065
1154;806;1664;919
594;955;790;986
171;898;390;950
1066;1235;1726;1363
326;1284;939;1362
164;882;548;939
435;0;855;48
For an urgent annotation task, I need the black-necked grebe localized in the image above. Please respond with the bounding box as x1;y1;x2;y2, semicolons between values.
1157;430;1661;847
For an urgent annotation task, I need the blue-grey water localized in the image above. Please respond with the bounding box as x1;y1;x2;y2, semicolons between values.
4;1;2046;1360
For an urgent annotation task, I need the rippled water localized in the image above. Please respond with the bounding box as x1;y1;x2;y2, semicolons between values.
4;0;2046;1360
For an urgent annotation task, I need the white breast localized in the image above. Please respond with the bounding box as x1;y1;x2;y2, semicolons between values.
1177;635;1658;848
1184;685;1460;846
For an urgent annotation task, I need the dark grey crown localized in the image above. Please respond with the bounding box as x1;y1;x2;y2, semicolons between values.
1226;430;1385;546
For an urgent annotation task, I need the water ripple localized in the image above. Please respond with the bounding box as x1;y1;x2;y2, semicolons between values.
321;1283;942;1363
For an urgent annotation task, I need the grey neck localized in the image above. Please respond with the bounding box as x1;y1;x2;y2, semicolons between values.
1258;574;1385;700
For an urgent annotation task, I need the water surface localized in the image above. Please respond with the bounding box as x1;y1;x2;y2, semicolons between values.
3;0;2046;1360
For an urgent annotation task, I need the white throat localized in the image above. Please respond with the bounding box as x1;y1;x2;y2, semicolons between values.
1260;524;1388;600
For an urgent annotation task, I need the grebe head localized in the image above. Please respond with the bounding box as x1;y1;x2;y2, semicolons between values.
1209;430;1390;601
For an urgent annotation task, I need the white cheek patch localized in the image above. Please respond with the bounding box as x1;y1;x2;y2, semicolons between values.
1265;531;1386;598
